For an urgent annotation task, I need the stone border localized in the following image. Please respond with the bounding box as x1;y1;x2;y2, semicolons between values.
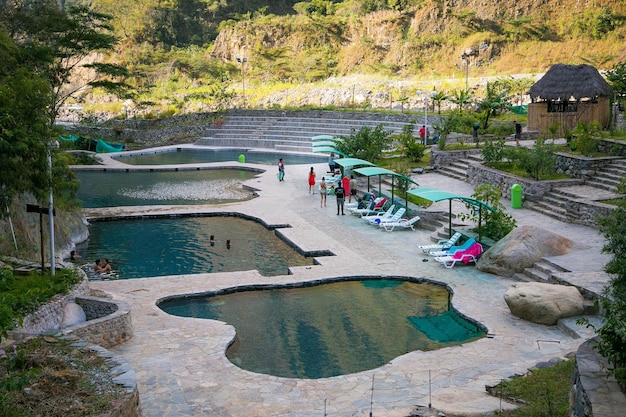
61;296;133;349
61;335;141;417
18;277;90;335
569;338;626;417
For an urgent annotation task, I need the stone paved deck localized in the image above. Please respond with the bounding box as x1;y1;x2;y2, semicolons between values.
87;148;610;417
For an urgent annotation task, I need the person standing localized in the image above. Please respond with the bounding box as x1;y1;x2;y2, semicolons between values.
419;125;427;144
342;175;350;200
277;158;285;181
308;167;316;194
328;152;336;173
472;121;479;141
334;182;345;215
319;177;327;208
349;175;357;203
514;121;522;146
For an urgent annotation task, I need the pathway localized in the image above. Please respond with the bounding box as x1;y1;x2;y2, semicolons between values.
87;151;609;417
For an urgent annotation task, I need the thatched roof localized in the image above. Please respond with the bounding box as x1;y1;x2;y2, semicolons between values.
528;64;613;101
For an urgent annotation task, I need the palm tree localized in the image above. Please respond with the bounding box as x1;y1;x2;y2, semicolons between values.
449;89;472;113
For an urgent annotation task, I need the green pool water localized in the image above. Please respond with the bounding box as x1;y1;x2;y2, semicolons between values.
159;278;485;379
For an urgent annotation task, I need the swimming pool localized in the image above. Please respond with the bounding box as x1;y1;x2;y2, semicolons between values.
159;278;485;379
112;148;326;166
76;215;315;278
75;169;258;208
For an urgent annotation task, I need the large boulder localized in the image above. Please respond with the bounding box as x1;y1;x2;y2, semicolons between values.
477;225;582;277
61;302;86;328
504;282;584;325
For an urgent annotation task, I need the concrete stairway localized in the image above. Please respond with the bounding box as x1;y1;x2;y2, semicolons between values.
585;159;626;192
435;153;482;181
195;115;414;152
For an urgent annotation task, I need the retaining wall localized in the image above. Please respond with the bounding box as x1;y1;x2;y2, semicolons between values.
569;339;626;417
63;296;133;349
19;277;90;334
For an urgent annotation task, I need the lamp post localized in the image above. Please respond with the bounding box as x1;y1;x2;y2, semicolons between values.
416;90;437;142
47;140;59;276
461;53;470;91
235;57;247;106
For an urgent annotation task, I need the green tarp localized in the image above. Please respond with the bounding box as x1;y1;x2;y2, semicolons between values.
407;310;484;343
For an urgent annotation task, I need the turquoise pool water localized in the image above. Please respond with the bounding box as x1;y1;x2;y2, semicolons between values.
76;216;314;278
159;279;485;379
75;169;257;208
113;148;326;166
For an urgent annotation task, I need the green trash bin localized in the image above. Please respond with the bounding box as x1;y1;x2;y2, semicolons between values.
238;154;245;163
511;184;522;209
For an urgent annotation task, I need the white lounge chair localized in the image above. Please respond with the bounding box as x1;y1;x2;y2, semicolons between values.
362;204;395;223
428;238;476;257
350;198;387;216
434;242;483;268
372;208;406;225
418;232;463;254
380;215;421;231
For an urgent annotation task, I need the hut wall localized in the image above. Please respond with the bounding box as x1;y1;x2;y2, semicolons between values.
527;96;611;136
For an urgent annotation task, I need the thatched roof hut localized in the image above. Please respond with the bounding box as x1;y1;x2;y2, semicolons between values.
527;64;613;135
529;64;613;102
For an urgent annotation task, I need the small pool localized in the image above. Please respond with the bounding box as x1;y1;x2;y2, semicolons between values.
76;216;315;278
113;148;326;166
159;278;485;379
75;169;258;208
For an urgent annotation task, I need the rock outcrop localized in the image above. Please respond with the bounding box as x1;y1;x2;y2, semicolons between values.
476;225;583;277
504;282;584;325
61;302;87;328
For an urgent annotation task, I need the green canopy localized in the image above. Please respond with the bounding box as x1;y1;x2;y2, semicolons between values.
311;135;339;141
407;188;497;242
353;166;419;212
312;147;348;158
312;141;339;148
334;158;376;169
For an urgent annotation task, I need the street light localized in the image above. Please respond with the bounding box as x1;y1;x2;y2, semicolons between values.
235;57;247;106
461;52;470;91
47;140;59;276
416;90;437;142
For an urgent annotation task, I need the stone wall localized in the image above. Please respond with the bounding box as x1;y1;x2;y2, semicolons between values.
65;296;133;349
59;109;423;145
555;153;623;179
466;163;584;201
569;339;626;417
19;277;90;334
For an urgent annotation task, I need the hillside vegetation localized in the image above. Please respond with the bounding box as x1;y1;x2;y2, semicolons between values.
69;0;626;114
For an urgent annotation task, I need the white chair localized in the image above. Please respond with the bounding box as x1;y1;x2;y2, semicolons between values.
380;215;421;231
362;204;395;223
372;207;406;225
418;232;463;254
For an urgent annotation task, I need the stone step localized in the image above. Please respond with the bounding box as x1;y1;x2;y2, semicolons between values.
585;180;617;192
557;315;602;339
512;272;535;282
436;168;467;182
522;266;551;283
525;203;570;222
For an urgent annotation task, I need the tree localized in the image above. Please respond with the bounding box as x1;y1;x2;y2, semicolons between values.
449;89;472;112
0;29;51;206
334;124;393;162
394;121;426;162
595;178;626;387
477;82;511;129
459;184;517;241
0;0;130;126
605;60;626;99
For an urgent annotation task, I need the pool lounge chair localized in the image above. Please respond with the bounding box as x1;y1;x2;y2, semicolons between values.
434;242;484;268
350;198;387;216
371;208;406;225
428;238;476;257
361;204;395;223
418;232;463;254
379;215;421;231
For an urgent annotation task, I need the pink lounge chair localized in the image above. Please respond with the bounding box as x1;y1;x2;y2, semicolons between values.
434;242;483;268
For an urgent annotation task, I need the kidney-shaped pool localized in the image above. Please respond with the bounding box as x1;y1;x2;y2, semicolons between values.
158;278;486;379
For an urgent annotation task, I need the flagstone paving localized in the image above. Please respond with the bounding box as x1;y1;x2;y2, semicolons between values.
87;154;610;417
